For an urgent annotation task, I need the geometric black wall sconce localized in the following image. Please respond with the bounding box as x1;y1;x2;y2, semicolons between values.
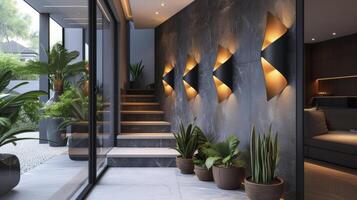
261;12;289;101
213;45;234;102
162;64;175;96
183;55;199;100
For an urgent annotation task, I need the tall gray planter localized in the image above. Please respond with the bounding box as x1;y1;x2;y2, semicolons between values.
46;118;67;147
0;154;20;196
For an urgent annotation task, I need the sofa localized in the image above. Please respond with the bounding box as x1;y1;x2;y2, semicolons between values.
304;107;357;169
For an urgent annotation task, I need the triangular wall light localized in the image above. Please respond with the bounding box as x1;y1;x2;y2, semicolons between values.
213;45;233;102
183;55;199;100
162;64;175;96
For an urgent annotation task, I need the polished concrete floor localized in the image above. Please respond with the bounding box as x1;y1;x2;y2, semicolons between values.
305;160;357;200
87;168;248;200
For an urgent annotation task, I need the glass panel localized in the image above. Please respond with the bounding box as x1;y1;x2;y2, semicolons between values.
96;0;115;173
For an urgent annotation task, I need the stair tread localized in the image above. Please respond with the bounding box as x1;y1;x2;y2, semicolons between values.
121;110;164;114
122;102;160;105
121;121;170;125
118;133;174;139
107;147;178;157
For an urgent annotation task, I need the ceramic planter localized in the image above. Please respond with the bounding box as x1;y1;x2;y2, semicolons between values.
212;165;245;190
46;118;67;147
244;177;284;200
0;154;20;196
194;165;213;181
176;157;194;174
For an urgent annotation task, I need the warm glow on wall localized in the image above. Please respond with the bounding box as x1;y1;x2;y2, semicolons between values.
162;64;175;96
261;12;289;101
213;45;233;102
183;55;199;100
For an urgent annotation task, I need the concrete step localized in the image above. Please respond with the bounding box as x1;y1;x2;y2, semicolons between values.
120;121;171;133
121;95;157;102
107;147;178;167
121;110;164;121
121;102;161;111
125;89;155;95
117;133;175;147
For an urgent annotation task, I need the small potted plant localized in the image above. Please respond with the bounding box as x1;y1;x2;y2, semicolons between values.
205;135;245;190
172;121;202;174
244;125;284;200
193;144;213;181
0;69;47;195
129;60;144;89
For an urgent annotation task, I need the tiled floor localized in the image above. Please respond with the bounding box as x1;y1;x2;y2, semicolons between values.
87;168;248;200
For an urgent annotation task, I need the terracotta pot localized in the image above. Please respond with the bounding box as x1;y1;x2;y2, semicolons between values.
212;165;245;190
244;177;284;200
0;154;20;196
176;157;194;174
194;165;213;181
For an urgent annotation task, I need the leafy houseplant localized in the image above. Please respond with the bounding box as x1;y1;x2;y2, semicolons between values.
193;132;216;181
0;69;47;195
244;125;284;200
173;122;203;174
128;60;144;89
205;135;245;190
23;43;86;100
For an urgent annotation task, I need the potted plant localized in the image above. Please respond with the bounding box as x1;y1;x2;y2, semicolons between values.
193;144;214;181
172;122;203;174
205;135;245;190
129;60;144;89
244;125;284;200
0;69;47;196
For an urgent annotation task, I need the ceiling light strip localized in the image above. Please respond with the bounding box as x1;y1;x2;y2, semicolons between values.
316;75;357;81
120;0;133;20
97;0;111;22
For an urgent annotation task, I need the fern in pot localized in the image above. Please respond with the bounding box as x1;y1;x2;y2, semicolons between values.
193;132;216;181
244;125;284;200
205;135;245;190
172;121;203;174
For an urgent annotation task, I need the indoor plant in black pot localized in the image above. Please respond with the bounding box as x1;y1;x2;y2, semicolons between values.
129;60;144;89
244;126;284;200
172;121;203;174
0;69;47;196
205;135;245;190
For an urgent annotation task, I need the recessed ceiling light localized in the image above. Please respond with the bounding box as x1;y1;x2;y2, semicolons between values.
312;38;315;41
155;11;159;15
332;32;336;36
161;2;165;7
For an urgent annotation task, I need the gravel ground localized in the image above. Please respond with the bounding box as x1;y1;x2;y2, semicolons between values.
0;132;67;174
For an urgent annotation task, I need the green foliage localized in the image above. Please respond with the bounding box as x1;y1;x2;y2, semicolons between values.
22;43;86;86
43;86;104;130
0;68;47;147
0;53;37;80
250;125;279;184
129;60;144;81
193;131;217;167
0;0;31;42
204;135;245;169
172;122;205;159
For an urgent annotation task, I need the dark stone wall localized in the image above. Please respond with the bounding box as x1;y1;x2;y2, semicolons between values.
155;0;296;198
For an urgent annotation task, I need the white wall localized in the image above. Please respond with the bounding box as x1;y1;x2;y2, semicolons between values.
130;28;155;88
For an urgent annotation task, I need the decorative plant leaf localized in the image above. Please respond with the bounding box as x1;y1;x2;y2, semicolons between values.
205;156;221;169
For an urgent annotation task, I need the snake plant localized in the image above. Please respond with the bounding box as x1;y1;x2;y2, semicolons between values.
172;121;205;159
129;60;144;81
250;125;279;184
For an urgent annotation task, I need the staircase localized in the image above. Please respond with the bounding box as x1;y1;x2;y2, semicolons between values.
107;89;178;167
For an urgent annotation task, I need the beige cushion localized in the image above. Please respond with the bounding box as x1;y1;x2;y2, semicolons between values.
304;108;328;138
305;131;357;155
321;108;357;131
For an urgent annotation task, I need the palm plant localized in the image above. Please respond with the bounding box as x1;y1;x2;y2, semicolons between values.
0;69;47;147
204;135;245;169
250;125;279;184
129;60;144;81
23;43;86;94
173;121;204;159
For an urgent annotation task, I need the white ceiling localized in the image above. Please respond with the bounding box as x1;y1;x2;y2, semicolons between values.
129;0;194;28
305;0;357;43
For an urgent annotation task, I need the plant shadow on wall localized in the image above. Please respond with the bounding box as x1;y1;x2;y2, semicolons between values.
0;69;47;196
129;60;145;89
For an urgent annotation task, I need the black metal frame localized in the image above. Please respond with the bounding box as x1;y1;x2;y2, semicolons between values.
296;0;304;199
